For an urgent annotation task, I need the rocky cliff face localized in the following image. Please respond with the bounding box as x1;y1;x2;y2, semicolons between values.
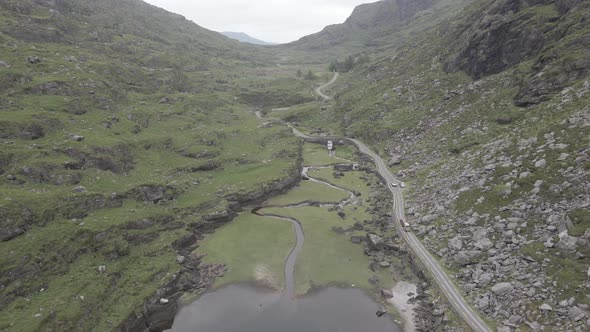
290;0;590;330
445;0;590;105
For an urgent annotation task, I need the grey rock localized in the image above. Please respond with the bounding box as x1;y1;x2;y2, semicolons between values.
72;186;87;193
421;214;438;223
539;303;552;311
478;272;493;286
534;159;547;168
534;180;544;187
557;153;570;161
350;236;362;244
508;315;522;324
555;232;578;251
0;60;9;68
176;255;186;264
449;236;463;251
69;134;85;142
367;233;383;249
491;282;514;296
454;250;480;266
474;238;494;251
388;154;402;166
477;296;489;310
525;321;541;331
381;289;393;299
569;306;587;322
27;56;41;64
6;174;16;181
159;96;173;104
98;265;106;273
550;143;569;150
544;238;555;248
379;261;391;268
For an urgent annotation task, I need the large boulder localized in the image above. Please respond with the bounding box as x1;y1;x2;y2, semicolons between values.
366;233;384;249
534;159;547;168
539;303;553;311
568;306;587;322
474;238;494;251
421;214;438;223
555;231;578;251
388;154;402;166
491;282;514;296
454;250;480;266
477;272;494;286
449;236;463;251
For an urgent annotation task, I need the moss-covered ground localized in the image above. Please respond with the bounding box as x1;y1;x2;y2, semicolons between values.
197;142;397;299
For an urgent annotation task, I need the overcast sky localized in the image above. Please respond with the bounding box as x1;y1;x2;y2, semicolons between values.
144;0;373;44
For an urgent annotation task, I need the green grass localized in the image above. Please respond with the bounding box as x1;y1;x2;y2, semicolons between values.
197;212;295;289
302;143;356;165
267;180;349;206
262;206;391;295
193;151;389;296
310;167;371;196
0;216;186;331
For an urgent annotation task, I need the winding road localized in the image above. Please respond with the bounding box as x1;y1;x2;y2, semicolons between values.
286;73;493;332
314;72;339;100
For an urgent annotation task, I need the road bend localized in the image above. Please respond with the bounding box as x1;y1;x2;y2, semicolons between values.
314;72;339;100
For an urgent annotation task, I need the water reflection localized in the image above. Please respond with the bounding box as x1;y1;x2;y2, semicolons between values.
169;284;401;332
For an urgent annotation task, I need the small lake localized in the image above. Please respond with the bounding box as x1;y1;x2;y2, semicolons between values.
168;284;402;332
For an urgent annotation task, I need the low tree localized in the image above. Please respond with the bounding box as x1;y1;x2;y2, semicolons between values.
305;70;316;80
296;69;302;78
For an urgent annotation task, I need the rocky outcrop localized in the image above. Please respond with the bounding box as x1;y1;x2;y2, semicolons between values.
119;256;226;332
26;81;72;95
446;0;590;105
19;164;82;185
0;193;122;241
127;184;181;204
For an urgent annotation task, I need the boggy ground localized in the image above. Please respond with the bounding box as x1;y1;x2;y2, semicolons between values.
193;140;448;331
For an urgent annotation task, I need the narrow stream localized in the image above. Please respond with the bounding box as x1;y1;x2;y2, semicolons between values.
251;166;356;300
168;158;402;332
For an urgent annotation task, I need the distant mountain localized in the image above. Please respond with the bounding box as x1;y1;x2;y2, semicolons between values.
222;31;277;45
285;0;459;54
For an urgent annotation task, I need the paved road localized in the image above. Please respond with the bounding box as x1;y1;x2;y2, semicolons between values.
293;74;492;332
314;72;339;100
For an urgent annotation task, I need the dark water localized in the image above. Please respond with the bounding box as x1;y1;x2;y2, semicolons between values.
169;284;401;332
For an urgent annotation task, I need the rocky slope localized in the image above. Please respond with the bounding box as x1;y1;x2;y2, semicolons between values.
287;0;590;330
285;0;469;56
0;0;308;330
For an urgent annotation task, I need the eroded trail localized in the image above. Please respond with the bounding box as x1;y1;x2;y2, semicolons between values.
252;166;356;301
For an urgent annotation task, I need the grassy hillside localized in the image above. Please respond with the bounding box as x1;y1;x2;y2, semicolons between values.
287;0;590;330
282;0;471;59
0;0;315;330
